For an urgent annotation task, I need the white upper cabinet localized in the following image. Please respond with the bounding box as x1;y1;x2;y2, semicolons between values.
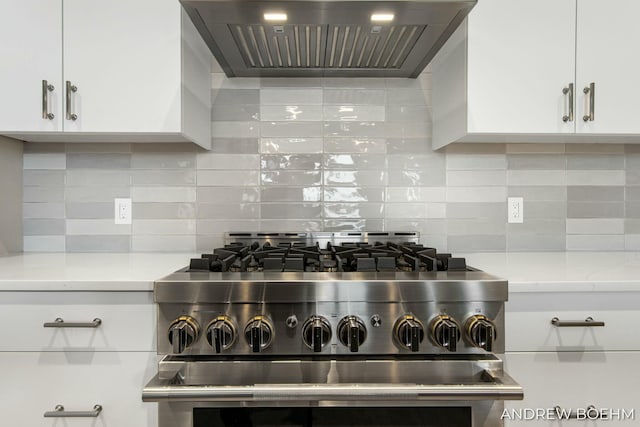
575;0;640;134
432;0;640;149
0;0;212;148
0;0;63;133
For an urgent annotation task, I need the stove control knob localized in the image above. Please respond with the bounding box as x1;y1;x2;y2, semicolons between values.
465;314;497;352
206;315;237;353
393;314;424;352
337;315;367;352
302;316;332;352
168;316;200;354
430;315;460;352
285;314;298;329
244;315;273;353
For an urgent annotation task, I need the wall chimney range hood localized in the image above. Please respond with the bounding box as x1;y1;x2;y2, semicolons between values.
180;0;476;78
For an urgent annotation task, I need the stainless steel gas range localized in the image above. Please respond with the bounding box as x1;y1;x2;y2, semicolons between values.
143;232;522;427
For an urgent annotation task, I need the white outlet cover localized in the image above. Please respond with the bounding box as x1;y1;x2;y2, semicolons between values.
508;197;524;224
114;198;132;225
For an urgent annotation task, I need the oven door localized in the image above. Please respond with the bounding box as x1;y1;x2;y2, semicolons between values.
143;355;523;427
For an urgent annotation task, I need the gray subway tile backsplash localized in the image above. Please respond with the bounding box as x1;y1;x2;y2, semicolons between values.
21;69;640;253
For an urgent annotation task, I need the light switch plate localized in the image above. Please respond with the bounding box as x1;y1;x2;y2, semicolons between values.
114;198;132;225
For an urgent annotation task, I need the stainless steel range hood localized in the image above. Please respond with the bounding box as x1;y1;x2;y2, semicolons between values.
180;0;476;78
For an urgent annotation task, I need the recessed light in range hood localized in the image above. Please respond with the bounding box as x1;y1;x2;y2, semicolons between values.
180;0;476;78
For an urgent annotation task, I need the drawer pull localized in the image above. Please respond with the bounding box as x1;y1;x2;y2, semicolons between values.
43;317;102;328
554;405;597;420
551;316;604;327
44;404;102;418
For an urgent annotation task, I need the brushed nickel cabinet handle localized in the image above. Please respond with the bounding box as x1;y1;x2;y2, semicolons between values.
66;80;78;120
554;405;597;420
43;317;102;328
562;83;573;122
583;82;595;122
44;404;102;418
42;80;54;120
551;316;604;327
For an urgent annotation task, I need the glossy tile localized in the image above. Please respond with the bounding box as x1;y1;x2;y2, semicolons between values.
131;235;195;252
323;89;386;105
261;154;322;170
211;121;260;138
566;170;625;186
567;218;624;234
324;187;385;202
212;104;260;121
197;154;260;170
323;106;385;122
210;138;259;154
388;154;445;170
197;187;260;203
323;78;386;89
133;203;196;220
23;203;65;219
566;154;624;170
446;203;506;219
23;187;64;203
507;154;566;170
386;89;428;105
507;233;566;251
23;153;66;170
211;89;260;105
262;171;322;186
566;235;625;251
261;187;322;202
324;203;384;218
566;144;625;154
324;138;387;154
23;236;65;252
260;105;323;122
197;171;259;186
506;143;565;154
131;170;196;185
386;203;427;219
131;186;196;202
507;170;566;186
626;187;640;201
197;220;260;235
66;202;113;219
567;186;624;202
507;219;565;234
567;202;624;218
261;121;323;138
65;143;131;153
259;219;322;232
625;235;640;250
324;171;386;186
66;235;130;252
507;186;567;201
67;154;130;169
323;154;386;170
323;219;384;231
66;170;131;186
198;204;260;219
385;187;446;203
386;105;430;122
66;219;131;235
446;154;507;170
260;138;324;154
261;203;322;219
261;89;322;105
23;170;65;186
522;201;567;219
447;235;506;251
386;138;431;154
446;187;507;203
387;170;444;187
447;219;505;236
133;219;196;235
446;170;506;186
23;219;65;236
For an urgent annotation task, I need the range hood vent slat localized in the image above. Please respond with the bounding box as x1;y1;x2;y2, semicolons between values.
183;0;476;77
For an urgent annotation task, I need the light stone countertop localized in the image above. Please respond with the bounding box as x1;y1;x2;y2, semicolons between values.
0;252;639;292
0;253;195;291
461;252;640;293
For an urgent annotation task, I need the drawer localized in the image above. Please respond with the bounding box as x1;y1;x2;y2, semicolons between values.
503;352;640;426
0;292;155;351
505;291;640;352
0;351;157;427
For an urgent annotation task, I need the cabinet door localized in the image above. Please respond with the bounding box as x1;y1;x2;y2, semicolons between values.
467;0;576;134
576;0;640;134
504;352;640;426
62;0;181;133
0;352;157;427
0;0;63;132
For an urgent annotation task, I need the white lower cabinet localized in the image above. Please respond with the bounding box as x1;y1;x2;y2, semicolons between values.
504;352;640;426
0;351;157;427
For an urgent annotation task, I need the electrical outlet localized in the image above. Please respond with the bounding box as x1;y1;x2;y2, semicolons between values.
114;198;132;225
507;197;524;224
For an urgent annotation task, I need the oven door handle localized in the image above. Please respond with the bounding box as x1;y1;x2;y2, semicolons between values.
142;369;523;402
